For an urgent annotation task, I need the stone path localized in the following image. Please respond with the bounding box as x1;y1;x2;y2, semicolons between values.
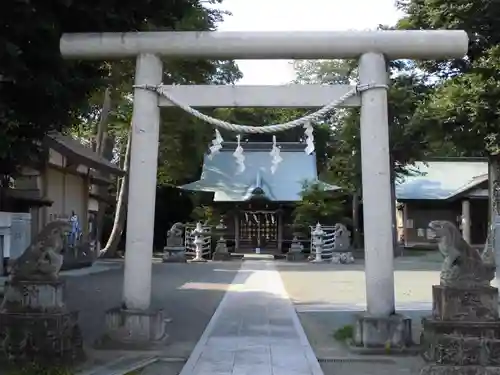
295;301;432;312
179;260;323;375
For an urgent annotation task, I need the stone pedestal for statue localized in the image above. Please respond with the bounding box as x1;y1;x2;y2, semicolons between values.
421;286;500;375
0;280;84;365
0;221;84;365
287;237;305;261
162;247;186;263
331;251;355;264
162;222;186;263
420;220;499;374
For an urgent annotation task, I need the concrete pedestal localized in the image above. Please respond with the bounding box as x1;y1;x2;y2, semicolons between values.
0;280;84;365
101;307;167;348
420;285;500;374
213;252;232;261
353;313;413;350
432;285;498;321
162;247;186;263
331;252;355;264
0;280;65;311
286;251;306;261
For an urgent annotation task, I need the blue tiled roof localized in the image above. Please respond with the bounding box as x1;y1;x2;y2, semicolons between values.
180;142;340;202
396;160;488;200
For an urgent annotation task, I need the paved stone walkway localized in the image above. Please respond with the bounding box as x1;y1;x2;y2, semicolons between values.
179;260;323;375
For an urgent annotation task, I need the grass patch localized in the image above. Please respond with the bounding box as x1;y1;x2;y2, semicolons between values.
6;364;74;375
124;370;143;375
333;325;354;342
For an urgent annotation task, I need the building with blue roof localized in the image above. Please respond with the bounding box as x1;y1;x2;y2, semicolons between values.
395;158;488;248
180;142;340;253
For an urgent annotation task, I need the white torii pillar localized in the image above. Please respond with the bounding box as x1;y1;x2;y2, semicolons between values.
60;30;468;345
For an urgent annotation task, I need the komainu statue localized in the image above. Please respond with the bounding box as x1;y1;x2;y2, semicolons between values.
333;223;351;251
166;222;184;248
428;220;495;288
8;220;71;282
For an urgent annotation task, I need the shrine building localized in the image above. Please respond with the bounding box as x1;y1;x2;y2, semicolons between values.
180;142;339;254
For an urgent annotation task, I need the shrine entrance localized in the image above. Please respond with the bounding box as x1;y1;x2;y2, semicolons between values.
238;210;278;252
59;29;467;334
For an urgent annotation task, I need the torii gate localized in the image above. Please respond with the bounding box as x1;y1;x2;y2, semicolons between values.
60;30;468;346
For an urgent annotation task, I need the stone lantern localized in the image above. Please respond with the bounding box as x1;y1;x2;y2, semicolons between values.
213;218;231;261
310;223;325;263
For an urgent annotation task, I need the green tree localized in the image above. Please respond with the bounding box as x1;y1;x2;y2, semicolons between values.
0;0;230;180
292;58;433;245
396;0;500;157
292;182;347;230
396;0;500;238
20;0;243;252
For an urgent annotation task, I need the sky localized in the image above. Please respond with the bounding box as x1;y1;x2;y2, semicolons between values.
212;0;404;85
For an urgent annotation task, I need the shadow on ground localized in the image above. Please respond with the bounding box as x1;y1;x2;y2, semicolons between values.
274;257;436;375
63;260;244;358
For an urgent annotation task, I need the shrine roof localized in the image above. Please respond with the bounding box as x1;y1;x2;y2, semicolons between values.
180;142;340;202
396;158;488;201
44;132;125;176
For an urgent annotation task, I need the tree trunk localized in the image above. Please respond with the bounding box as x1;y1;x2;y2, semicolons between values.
101;133;131;256
488;156;500;234
95;88;111;155
352;190;361;248
390;160;399;257
93;88;112;257
487;156;500;287
390;176;399;256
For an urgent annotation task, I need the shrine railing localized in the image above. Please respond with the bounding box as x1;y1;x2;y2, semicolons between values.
184;222;211;258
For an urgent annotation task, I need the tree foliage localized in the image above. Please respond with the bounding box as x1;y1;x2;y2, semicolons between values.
291;59;433;193
397;0;500;156
0;0;233;178
292;182;347;229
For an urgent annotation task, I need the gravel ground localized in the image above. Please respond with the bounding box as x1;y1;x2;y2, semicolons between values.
276;256;442;375
1;255;442;375
63;260;242;358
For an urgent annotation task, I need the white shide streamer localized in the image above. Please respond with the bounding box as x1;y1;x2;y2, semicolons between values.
208;129;224;159
269;135;283;174
304;122;315;155
233;135;245;173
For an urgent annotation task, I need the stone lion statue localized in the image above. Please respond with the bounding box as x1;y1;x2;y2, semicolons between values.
8;220;71;282
168;222;184;236
333;223;351;252
428;220;495;288
166;222;184;247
